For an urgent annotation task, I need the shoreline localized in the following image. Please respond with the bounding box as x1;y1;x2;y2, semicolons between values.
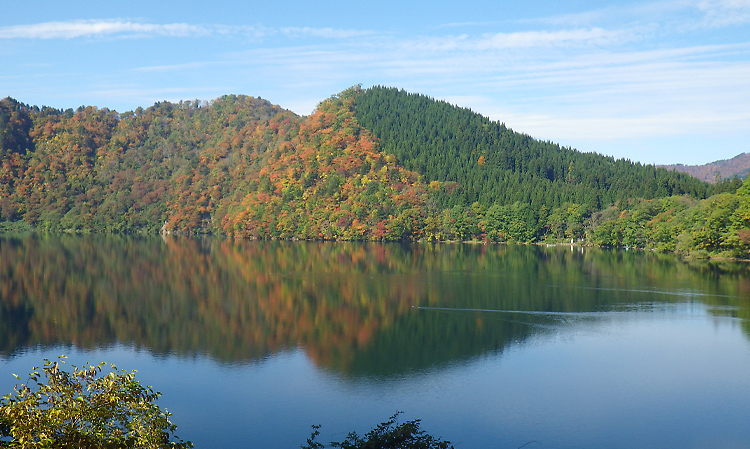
2;228;749;263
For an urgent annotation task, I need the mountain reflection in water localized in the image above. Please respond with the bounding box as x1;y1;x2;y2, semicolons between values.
1;234;748;378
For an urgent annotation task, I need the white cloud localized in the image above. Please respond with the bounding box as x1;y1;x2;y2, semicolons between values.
474;28;636;49
696;0;750;27
527;0;750;33
0;20;212;39
0;20;372;41
2;3;747;164
397;26;650;54
231;36;750;146
495;109;750;142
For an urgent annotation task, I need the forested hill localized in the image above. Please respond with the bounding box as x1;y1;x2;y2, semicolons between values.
0;92;429;239
5;87;747;250
354;86;709;210
0;95;295;234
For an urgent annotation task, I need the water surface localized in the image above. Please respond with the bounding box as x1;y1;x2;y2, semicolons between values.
1;235;749;448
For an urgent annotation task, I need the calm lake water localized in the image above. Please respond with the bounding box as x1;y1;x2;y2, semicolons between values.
1;235;749;448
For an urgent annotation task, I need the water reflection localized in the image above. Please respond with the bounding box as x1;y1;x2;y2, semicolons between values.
1;235;748;377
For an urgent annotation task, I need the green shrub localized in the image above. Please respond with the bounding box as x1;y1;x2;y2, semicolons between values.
303;412;453;449
0;356;191;449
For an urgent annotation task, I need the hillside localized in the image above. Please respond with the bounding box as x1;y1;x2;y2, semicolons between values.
5;86;748;252
659;152;750;183
0;95;295;233
0;91;433;240
353;86;709;210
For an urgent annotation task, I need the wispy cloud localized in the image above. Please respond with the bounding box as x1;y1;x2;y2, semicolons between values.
490;110;750;155
526;0;750;33
474;27;639;49
2;1;747;164
398;26;649;53
696;0;750;27
0;20;212;39
0;19;373;41
219;33;749;147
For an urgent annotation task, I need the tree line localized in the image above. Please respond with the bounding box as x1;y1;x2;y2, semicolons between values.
2;87;749;257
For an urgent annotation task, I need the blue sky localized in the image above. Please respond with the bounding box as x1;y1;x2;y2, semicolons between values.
2;0;749;165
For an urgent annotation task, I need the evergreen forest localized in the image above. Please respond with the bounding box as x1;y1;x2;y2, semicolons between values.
1;86;749;258
354;86;709;210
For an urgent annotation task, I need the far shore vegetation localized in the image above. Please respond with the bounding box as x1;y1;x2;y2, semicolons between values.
2;87;749;259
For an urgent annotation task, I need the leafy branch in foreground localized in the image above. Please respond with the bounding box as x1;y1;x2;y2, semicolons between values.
302;412;453;449
0;356;191;449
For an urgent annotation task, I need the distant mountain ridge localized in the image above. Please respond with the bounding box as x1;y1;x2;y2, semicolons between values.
659;153;750;183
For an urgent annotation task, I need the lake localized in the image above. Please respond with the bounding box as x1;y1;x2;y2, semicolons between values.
1;234;749;448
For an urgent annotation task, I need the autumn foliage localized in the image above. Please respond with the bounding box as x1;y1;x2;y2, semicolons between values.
1;89;430;241
3;87;750;256
220;89;427;240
